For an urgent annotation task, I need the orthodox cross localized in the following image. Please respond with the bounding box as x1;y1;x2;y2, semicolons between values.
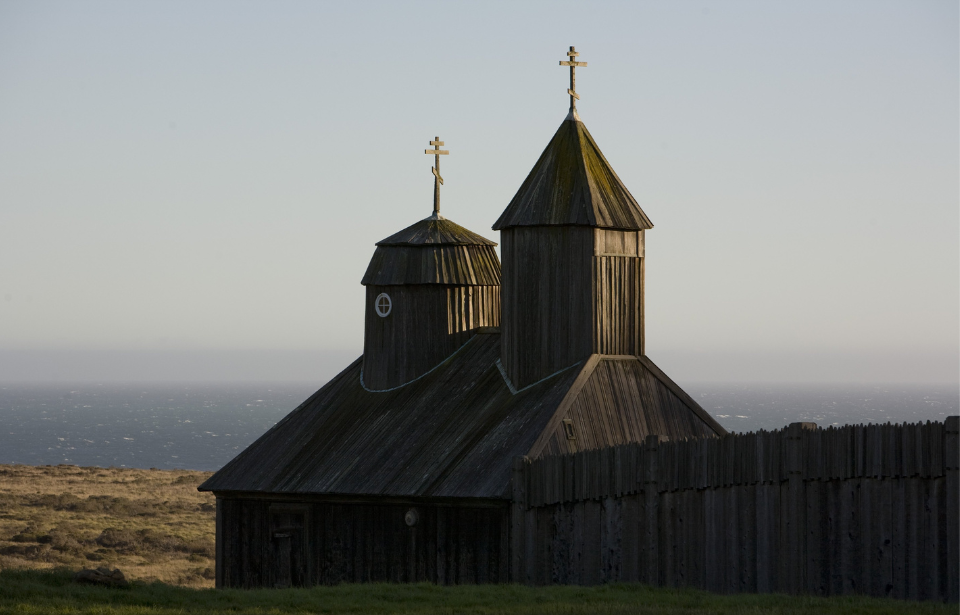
559;46;587;112
424;136;449;217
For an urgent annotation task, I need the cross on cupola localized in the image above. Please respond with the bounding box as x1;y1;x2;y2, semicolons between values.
559;46;587;112
424;137;449;218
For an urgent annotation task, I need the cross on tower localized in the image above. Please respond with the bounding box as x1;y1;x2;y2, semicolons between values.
424;136;449;217
559;46;587;112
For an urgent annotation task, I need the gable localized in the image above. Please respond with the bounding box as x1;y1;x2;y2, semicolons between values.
529;355;726;458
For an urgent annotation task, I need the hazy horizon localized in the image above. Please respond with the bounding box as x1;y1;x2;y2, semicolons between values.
0;347;956;386
2;1;957;385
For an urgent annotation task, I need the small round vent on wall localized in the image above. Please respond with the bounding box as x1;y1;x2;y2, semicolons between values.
404;508;419;527
375;293;392;317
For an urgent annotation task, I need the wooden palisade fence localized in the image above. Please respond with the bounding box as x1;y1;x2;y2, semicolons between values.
510;417;959;602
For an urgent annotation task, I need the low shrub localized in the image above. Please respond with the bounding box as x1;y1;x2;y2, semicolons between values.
95;528;215;558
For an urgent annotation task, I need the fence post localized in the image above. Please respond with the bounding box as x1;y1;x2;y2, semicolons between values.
643;434;662;586
784;422;815;594
511;456;528;584
945;416;959;603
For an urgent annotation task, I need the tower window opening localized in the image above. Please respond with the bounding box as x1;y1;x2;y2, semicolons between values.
375;293;392;317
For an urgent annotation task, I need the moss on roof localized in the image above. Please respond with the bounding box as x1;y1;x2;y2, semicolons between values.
493;117;653;231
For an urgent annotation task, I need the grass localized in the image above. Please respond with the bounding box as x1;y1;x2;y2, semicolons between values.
0;569;954;615
0;464;215;587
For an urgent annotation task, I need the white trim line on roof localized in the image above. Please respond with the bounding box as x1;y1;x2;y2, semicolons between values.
495;358;582;395
359;335;479;393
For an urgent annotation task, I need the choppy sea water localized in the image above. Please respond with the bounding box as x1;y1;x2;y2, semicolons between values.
685;383;958;433
0;384;316;471
0;382;956;471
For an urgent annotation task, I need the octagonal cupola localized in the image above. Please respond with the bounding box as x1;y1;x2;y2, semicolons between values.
360;137;501;391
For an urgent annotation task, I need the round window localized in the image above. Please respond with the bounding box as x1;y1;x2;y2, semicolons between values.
375;293;392;317
404;508;419;527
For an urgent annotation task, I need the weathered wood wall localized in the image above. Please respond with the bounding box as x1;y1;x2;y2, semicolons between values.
500;227;645;389
593;228;644;357
362;285;500;390
500;227;594;389
512;417;959;602
216;497;509;588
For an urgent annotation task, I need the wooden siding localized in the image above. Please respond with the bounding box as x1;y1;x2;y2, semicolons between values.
513;418;960;601
533;357;722;457
500;227;594;389
493;117;653;231
361;245;501;286
199;332;583;499
593;257;641;356
501;227;653;386
217;496;509;588
594;228;643;257
363;284;500;390
592;229;644;355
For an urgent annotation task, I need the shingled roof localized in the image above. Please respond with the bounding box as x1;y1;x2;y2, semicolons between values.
199;331;725;499
377;216;497;246
361;216;501;286
493;115;654;231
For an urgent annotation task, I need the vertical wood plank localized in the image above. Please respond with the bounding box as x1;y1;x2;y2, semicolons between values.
510;457;526;583
805;480;824;595
642;435;661;586
619;492;640;582
878;478;894;598
582;500;602;585
944;416;959;603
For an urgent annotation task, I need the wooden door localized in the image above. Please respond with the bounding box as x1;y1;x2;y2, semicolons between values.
269;506;307;587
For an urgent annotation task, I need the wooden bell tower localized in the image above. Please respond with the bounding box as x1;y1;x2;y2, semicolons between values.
493;48;653;389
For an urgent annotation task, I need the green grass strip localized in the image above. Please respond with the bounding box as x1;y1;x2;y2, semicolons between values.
0;569;953;615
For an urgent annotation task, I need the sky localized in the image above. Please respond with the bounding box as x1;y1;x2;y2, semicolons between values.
0;0;957;384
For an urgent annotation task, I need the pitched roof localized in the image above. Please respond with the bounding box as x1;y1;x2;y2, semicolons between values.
199;332;726;500
493;116;654;231
199;332;580;499
529;356;727;458
378;216;497;246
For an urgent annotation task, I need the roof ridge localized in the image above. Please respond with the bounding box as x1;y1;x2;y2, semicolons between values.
572;120;598;227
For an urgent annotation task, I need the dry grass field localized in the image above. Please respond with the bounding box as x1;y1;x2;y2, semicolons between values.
0;464;215;587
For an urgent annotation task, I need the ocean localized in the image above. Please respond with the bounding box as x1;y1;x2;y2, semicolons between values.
0;382;956;472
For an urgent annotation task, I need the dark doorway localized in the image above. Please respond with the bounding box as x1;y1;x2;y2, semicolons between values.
269;505;307;587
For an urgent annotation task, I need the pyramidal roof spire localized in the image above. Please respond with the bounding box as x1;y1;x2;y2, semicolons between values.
492;47;653;231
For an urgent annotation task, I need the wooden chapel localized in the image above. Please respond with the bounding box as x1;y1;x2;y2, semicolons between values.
199;47;725;588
